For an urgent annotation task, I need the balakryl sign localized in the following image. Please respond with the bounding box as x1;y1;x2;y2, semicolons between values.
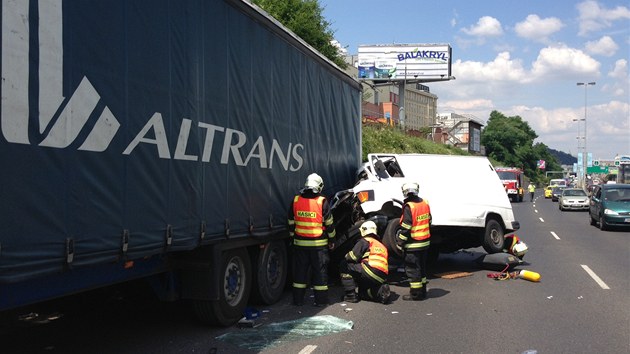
357;44;452;81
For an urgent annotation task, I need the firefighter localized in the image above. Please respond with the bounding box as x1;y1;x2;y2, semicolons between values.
396;182;432;301
503;234;528;260
287;173;336;307
339;221;391;304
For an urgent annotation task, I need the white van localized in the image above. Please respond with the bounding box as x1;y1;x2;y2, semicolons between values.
331;153;520;258
549;179;567;187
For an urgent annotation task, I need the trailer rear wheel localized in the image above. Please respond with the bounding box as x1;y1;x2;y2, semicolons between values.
251;240;288;305
482;219;505;254
192;248;251;326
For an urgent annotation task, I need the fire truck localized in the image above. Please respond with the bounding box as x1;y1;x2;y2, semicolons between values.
495;167;524;202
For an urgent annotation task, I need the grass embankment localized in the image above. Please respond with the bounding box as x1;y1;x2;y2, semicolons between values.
361;124;469;161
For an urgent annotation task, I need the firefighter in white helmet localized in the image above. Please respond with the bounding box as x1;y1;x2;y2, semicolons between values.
287;173;336;307
396;182;432;301
339;220;391;304
503;234;528;260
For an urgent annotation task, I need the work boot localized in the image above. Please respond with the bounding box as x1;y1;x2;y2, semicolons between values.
402;294;421;301
403;288;422;301
343;291;360;303
378;284;391;304
420;286;428;300
292;287;305;306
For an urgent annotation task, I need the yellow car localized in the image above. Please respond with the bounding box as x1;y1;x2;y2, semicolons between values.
544;186;553;198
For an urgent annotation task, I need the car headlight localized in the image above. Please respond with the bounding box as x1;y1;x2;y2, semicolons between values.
604;208;619;215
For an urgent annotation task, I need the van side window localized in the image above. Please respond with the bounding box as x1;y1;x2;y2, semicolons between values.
373;160;390;179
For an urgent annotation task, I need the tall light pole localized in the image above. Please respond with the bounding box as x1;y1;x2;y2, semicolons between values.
573;117;585;186
577;81;595;188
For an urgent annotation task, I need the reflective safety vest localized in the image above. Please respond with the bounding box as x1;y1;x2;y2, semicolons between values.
400;200;431;250
362;237;388;275
292;195;327;247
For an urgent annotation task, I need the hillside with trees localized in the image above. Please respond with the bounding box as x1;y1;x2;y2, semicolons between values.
481;111;561;184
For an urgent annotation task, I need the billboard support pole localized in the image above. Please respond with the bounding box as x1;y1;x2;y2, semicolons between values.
399;82;405;130
399;63;406;130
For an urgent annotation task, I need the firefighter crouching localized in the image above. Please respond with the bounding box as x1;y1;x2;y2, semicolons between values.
397;182;432;301
339;221;391;304
287;173;336;307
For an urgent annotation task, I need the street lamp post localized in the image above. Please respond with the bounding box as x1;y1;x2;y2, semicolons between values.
573;117;585;187
577;81;595;188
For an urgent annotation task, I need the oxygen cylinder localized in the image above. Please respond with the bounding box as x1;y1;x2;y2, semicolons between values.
518;270;541;282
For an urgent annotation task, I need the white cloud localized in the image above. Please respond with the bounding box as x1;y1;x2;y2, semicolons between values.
530;45;600;78
453;52;528;82
461;16;503;37
515;14;564;42
608;59;628;79
441;99;494;111
606;59;629;97
585;36;619;56
451;9;458;27
577;0;630;36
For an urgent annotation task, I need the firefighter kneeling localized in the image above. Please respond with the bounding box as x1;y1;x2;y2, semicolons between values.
339;221;391;304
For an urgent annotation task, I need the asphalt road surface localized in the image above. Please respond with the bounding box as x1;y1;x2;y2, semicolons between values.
2;190;629;353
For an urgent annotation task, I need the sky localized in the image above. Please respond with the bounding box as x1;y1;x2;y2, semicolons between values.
320;0;630;160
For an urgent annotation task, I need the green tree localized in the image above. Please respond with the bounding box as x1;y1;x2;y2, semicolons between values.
252;0;347;68
481;110;561;185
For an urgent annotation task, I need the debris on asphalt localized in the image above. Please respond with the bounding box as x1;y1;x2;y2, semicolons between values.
434;271;473;279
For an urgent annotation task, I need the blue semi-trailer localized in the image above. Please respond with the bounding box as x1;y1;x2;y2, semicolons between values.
0;0;361;326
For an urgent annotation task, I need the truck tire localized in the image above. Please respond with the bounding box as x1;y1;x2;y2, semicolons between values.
382;218;403;258
251;240;288;305
192;248;252;326
482;219;505;254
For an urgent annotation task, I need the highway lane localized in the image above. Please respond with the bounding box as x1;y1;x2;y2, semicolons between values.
2;190;628;353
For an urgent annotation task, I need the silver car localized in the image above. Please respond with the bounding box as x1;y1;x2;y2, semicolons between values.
558;188;589;211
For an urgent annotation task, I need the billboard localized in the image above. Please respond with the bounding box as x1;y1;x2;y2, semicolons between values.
357;44;452;81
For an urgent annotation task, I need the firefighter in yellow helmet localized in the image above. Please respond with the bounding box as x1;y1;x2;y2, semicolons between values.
339;220;391;304
287;173;336;307
397;182;432;301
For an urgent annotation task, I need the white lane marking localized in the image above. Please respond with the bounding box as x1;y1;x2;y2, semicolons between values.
550;231;560;240
580;265;610;290
299;345;318;354
535;209;539;213
539;217;545;222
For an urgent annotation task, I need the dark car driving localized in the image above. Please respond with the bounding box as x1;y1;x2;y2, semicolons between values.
551;186;565;202
589;184;630;230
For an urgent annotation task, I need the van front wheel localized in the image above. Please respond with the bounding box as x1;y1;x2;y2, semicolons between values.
482;219;505;254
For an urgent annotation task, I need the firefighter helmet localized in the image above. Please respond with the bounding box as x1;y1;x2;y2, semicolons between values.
359;220;378;237
401;182;419;197
304;173;324;193
511;241;528;259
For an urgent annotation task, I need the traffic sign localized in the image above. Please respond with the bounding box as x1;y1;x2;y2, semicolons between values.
587;166;608;174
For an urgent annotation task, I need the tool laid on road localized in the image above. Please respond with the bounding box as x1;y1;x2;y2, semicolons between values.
487;266;541;282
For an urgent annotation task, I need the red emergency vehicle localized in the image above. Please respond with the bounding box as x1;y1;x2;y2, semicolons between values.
496;167;524;202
